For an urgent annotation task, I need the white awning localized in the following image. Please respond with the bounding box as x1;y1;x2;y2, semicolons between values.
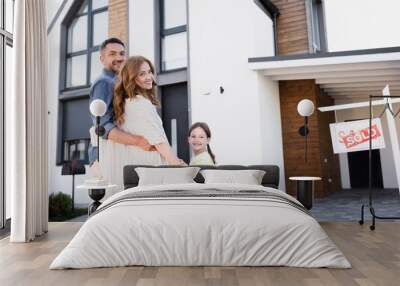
249;47;400;100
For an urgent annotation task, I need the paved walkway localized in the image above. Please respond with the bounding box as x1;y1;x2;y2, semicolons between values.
311;188;400;221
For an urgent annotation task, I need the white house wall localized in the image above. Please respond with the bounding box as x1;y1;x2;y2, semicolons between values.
129;0;156;62
257;74;285;190
324;0;400;51
47;0;66;25
250;2;275;58
187;0;284;187
335;101;400;189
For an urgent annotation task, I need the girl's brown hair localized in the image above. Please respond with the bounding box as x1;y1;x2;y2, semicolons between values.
113;56;160;125
188;122;216;164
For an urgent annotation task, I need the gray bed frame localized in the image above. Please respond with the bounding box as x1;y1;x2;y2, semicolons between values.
123;165;280;189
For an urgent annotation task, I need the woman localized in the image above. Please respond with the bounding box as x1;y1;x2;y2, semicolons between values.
99;56;184;192
188;122;216;165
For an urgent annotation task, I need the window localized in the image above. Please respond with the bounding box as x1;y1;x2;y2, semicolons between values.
64;0;108;88
64;139;90;161
58;0;108;165
160;0;187;71
309;0;327;53
1;0;14;229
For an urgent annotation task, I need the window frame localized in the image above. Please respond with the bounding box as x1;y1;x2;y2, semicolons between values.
159;0;188;72
308;0;327;53
62;1;108;91
57;0;108;166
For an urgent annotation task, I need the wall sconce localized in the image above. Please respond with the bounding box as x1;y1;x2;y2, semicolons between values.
297;99;315;162
89;99;107;162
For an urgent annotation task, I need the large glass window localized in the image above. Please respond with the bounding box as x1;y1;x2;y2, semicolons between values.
59;0;108;165
64;0;108;89
160;0;187;71
1;0;14;229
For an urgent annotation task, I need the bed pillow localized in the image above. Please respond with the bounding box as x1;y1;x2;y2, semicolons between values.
135;167;201;186
200;169;266;185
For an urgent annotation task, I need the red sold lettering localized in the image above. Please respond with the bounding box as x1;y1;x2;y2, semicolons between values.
339;124;381;149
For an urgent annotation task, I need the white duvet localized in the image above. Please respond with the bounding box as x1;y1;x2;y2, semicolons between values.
50;183;351;269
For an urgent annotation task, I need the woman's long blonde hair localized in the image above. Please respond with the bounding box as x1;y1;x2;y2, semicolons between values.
113;56;160;125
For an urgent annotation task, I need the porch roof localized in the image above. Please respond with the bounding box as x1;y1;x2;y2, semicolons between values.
249;46;400;100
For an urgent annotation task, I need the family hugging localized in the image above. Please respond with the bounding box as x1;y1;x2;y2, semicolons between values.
88;38;216;190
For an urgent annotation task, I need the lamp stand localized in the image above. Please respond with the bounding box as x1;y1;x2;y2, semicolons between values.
96;116;100;162
72;173;75;212
304;116;308;163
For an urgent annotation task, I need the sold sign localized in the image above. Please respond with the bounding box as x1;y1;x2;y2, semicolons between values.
339;124;382;149
330;119;386;154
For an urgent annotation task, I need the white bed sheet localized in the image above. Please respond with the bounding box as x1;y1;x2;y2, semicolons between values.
50;183;350;269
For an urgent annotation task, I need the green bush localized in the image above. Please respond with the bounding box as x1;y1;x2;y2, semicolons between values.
49;192;72;218
49;192;87;221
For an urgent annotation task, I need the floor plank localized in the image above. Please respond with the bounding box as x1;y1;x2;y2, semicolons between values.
0;222;399;286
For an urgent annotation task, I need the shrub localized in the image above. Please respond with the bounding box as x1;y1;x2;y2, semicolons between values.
49;192;72;218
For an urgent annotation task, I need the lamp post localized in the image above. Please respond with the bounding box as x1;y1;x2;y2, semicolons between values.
86;99;108;215
297;99;315;162
89;99;107;161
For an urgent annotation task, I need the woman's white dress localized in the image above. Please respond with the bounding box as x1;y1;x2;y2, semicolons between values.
99;95;168;196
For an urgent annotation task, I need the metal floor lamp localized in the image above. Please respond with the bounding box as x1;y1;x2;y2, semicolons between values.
359;95;400;230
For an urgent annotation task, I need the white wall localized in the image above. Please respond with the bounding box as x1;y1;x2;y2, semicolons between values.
250;3;275;58
129;0;156;61
188;0;284;188
324;0;400;51
46;0;65;25
257;74;285;190
335;100;400;189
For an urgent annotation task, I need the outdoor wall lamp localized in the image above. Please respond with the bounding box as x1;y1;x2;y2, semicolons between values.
297;99;315;162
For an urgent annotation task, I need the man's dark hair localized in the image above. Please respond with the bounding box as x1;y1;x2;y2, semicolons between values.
100;37;125;51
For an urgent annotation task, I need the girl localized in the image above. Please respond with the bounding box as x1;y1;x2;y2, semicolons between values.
188;122;216;165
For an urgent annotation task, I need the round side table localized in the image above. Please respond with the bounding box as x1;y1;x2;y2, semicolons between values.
289;177;321;210
77;184;118;215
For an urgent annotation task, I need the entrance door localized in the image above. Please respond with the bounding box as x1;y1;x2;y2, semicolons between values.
161;83;190;163
348;150;384;188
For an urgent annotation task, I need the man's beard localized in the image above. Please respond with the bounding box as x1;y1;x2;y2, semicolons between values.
111;61;123;72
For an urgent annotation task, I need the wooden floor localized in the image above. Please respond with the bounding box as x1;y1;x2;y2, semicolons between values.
0;222;399;286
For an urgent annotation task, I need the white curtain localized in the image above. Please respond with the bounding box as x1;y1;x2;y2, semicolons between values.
10;0;48;242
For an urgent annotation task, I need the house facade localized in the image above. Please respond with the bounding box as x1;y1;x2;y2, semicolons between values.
45;0;400;206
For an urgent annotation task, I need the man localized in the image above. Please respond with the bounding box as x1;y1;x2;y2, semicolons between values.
88;38;153;165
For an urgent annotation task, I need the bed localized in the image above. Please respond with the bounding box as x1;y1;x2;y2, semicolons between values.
50;165;350;269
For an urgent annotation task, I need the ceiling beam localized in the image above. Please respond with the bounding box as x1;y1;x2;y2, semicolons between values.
327;91;400;97
270;68;400;81
323;87;400;93
261;61;400;76
318;98;400;112
316;75;400;84
320;82;400;89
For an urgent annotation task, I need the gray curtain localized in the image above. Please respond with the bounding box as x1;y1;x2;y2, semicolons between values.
10;0;48;242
